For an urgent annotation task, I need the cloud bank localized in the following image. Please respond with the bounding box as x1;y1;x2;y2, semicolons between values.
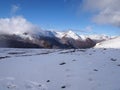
0;16;39;34
83;0;120;27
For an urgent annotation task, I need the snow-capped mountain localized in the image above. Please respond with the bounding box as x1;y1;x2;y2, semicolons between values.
0;30;96;49
95;36;120;48
1;29;119;49
80;35;110;43
50;30;82;40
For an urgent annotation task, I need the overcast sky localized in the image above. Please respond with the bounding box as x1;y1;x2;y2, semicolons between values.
0;0;120;36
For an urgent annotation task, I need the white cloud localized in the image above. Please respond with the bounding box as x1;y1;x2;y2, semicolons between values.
83;0;120;27
11;4;20;15
0;16;39;34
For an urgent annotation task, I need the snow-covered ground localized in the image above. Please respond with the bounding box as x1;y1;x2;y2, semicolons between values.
0;48;120;90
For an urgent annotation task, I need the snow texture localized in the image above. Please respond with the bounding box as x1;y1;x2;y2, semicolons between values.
0;48;120;90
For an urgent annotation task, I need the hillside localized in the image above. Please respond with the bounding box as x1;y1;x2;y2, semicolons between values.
0;30;96;49
95;37;120;48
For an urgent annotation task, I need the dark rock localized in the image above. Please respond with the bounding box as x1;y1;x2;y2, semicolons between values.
89;53;92;55
93;69;98;71
8;52;26;55
59;62;66;65
61;86;66;89
72;59;76;61
46;80;50;82
38;84;42;87
0;56;10;60
117;64;120;66
103;48;107;50
110;58;117;61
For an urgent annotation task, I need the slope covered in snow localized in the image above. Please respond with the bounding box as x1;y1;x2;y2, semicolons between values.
80;35;110;43
0;30;96;49
54;30;82;40
19;30;82;40
95;36;120;48
63;31;82;40
0;48;120;90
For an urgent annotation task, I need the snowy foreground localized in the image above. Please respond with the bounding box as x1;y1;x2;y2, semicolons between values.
0;48;120;90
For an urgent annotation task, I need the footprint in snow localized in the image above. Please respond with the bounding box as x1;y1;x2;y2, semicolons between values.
7;84;17;89
66;74;72;78
93;50;96;52
88;78;93;82
25;83;34;89
89;53;92;55
0;77;17;89
65;69;70;72
25;81;47;90
72;59;76;61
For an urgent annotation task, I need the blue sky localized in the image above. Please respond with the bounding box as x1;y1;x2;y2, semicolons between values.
0;0;120;36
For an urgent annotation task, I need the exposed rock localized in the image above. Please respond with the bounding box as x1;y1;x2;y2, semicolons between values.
59;62;66;65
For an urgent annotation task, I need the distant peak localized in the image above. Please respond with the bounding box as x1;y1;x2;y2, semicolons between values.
62;30;81;40
66;30;75;34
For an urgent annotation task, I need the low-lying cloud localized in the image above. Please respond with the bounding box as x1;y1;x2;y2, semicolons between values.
83;0;120;27
0;16;39;34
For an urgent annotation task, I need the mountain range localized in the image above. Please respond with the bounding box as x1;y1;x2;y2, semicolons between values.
0;30;117;49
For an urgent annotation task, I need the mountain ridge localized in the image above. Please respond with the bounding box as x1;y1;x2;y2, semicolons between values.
0;30;97;49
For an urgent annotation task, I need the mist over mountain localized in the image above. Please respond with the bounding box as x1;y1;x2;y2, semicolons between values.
0;16;117;49
0;29;97;49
